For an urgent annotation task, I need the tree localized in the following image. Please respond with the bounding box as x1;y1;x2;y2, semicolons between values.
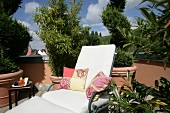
95;31;98;37
99;32;102;37
91;31;95;35
107;0;126;12
0;12;32;60
0;0;22;15
86;31;100;46
34;0;89;76
102;6;131;48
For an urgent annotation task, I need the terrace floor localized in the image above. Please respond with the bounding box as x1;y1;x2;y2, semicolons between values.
0;84;155;113
0;85;48;113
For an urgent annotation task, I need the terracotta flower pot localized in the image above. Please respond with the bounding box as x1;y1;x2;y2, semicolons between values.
50;76;63;90
0;70;23;107
112;65;137;91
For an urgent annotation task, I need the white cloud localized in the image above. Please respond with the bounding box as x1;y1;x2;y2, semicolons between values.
125;0;142;11
25;2;40;14
91;23;103;27
18;20;31;28
98;26;110;36
17;20;38;31
83;24;90;27
29;31;46;50
83;0;109;24
29;31;39;39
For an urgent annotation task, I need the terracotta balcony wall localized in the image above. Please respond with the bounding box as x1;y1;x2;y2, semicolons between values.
16;55;52;86
16;55;170;87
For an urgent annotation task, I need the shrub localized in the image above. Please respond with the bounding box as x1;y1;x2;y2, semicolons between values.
34;0;89;76
0;13;32;60
0;58;19;74
0;12;32;74
114;49;135;67
102;7;131;48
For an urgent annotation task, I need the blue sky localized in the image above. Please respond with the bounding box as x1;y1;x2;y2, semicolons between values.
13;0;144;50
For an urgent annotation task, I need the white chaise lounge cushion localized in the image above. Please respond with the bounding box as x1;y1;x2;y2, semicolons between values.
75;44;116;88
42;45;116;113
42;89;109;113
6;96;74;113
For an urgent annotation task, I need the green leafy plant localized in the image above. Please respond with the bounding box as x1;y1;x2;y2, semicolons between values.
0;0;22;16
109;72;156;112
34;0;89;76
114;49;135;67
0;8;32;74
0;13;32;60
0;58;19;74
151;77;170;112
101;0;131;48
109;71;170;112
117;0;170;65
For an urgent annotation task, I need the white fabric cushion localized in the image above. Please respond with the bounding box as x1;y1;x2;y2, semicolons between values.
6;96;74;113
75;44;116;88
42;89;109;113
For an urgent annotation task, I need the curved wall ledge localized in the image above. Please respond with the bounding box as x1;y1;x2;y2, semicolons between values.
16;55;49;63
15;55;170;88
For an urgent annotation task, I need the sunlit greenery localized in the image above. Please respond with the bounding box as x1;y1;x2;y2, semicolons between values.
34;0;89;76
101;0;131;48
118;0;170;63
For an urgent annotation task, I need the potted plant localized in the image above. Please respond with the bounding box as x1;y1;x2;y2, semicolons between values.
112;49;137;90
109;72;156;112
0;10;32;107
33;0;89;89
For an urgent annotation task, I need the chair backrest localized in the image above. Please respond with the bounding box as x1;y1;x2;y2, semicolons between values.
75;44;116;89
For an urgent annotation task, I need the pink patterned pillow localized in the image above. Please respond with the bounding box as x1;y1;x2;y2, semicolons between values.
86;71;111;100
59;77;71;89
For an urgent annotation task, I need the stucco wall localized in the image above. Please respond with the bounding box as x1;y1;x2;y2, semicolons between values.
17;56;170;87
134;60;170;87
19;62;52;85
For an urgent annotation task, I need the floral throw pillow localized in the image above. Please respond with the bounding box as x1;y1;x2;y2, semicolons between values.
70;68;89;91
59;77;71;89
86;71;111;100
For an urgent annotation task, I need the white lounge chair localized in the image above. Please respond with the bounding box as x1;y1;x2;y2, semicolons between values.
6;44;116;113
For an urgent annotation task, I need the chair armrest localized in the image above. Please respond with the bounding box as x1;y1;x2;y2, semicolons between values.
88;88;110;113
47;82;60;91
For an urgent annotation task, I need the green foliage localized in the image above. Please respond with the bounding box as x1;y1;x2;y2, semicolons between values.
107;0;126;12
0;13;32;60
34;0;89;76
99;32;102;37
110;71;170;112
102;6;131;48
110;72;155;112
0;0;22;15
0;0;31;74
114;49;135;67
151;77;170;112
0;58;19;74
99;35;111;45
86;31;100;46
117;0;170;63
